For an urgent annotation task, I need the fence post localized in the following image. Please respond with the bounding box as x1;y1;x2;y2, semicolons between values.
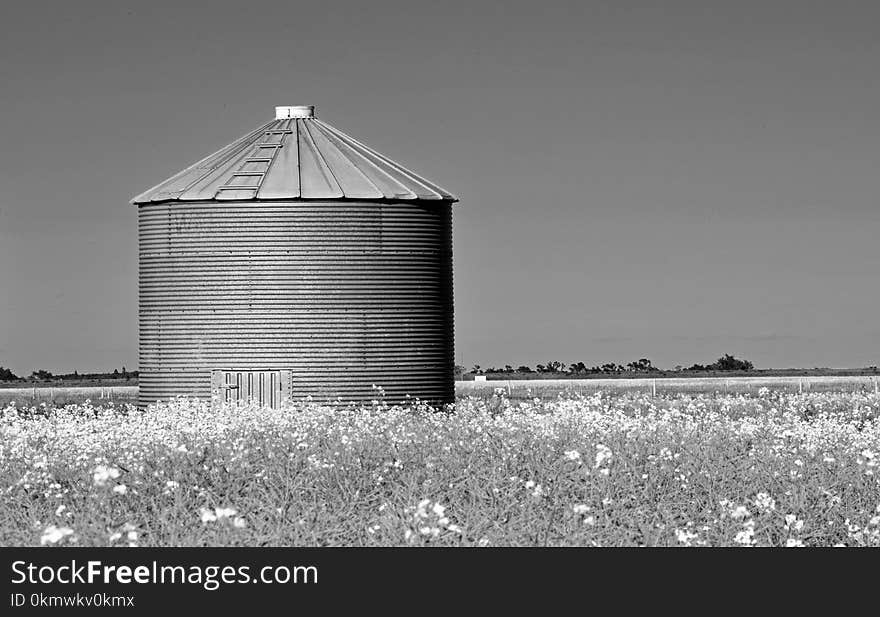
874;376;878;394
652;379;656;398
798;378;803;394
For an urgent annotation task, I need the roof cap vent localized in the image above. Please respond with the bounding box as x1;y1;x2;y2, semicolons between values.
275;105;314;119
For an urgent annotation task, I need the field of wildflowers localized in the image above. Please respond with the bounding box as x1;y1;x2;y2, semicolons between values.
2;389;878;547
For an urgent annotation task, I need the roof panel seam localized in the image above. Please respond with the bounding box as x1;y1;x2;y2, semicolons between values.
312;121;417;200
302;120;357;198
316;120;455;200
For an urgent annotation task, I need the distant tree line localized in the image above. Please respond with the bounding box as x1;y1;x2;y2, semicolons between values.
686;354;754;372
455;354;755;377
0;366;138;383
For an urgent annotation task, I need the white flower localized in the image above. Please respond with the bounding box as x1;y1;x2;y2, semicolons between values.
753;492;776;513
199;508;217;523
40;525;74;545
594;444;613;468
785;538;805;547
54;505;66;517
784;514;804;532
675;528;699;545
573;504;590;515
564;450;581;461
113;484;127;495
92;465;121;487
731;506;751;519
734;529;755;546
233;517;247;529
214;507;237;519
733;519;756;546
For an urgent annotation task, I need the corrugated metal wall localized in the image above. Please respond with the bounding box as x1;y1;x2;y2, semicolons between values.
138;200;454;408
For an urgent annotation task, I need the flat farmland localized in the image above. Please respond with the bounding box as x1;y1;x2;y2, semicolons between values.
461;375;880;399
2;375;878;406
0;385;139;406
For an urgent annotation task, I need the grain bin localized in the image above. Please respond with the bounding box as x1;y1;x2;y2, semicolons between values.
132;106;457;409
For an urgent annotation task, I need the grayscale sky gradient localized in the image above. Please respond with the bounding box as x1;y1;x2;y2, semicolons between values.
1;0;878;374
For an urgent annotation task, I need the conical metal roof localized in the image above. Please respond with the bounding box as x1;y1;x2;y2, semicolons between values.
132;106;457;204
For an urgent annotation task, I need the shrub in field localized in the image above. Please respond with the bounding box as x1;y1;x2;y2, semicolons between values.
1;391;879;547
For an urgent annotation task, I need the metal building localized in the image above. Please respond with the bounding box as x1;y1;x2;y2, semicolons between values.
132;105;457;409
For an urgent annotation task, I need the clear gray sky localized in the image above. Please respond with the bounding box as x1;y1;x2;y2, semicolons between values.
1;0;879;375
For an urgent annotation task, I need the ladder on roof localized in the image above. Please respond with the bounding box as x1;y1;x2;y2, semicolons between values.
215;129;293;199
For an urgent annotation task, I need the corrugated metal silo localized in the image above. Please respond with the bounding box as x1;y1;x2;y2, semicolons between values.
132;106;457;408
